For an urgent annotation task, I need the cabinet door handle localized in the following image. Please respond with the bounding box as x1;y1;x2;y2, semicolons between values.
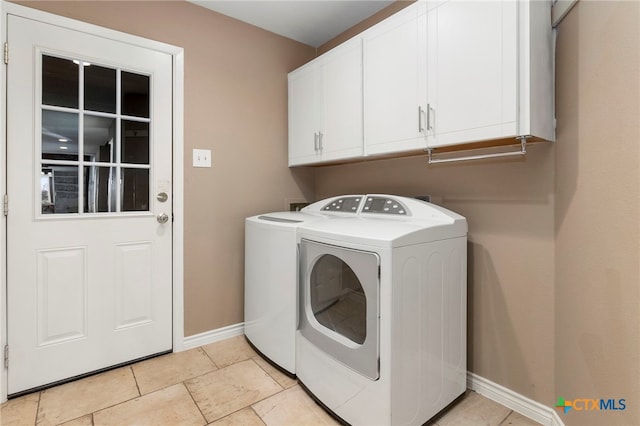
418;106;424;133
314;132;318;153
318;131;324;151
427;104;433;131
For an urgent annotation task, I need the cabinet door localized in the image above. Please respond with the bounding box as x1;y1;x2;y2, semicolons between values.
427;0;517;148
318;37;363;162
363;2;427;156
288;61;320;166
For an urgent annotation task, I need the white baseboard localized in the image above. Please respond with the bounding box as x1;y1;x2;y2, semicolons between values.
467;372;564;426
182;322;245;351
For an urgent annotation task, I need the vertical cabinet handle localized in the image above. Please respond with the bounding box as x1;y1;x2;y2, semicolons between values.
427;104;433;131
318;132;323;152
314;132;318;153
418;106;424;133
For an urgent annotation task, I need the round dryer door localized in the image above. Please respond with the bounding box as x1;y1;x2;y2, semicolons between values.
299;239;380;380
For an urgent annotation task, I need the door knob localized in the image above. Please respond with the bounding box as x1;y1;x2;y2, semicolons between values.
157;213;169;224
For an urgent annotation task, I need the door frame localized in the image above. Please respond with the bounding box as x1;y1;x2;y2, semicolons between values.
0;2;185;402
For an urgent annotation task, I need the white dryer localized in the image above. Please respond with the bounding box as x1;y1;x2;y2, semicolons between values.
296;195;468;425
244;211;322;375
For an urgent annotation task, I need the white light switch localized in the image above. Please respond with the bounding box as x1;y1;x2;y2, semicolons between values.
193;149;212;168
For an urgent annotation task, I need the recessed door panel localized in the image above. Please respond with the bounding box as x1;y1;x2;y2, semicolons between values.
115;242;153;329
37;247;88;346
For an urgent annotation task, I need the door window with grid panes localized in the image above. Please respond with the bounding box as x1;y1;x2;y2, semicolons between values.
40;54;151;215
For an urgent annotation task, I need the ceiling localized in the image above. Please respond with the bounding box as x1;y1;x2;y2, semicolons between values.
189;0;395;47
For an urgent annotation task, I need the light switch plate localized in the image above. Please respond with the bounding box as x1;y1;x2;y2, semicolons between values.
193;149;211;168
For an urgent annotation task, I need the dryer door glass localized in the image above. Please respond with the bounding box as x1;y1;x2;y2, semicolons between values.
310;254;366;344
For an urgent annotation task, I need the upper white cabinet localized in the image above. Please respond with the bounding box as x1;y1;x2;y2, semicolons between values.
288;61;317;165
362;3;428;156
288;37;363;166
427;0;554;149
427;0;516;147
287;0;554;166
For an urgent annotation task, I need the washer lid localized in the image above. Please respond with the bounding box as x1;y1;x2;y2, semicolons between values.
246;211;324;228
258;215;303;224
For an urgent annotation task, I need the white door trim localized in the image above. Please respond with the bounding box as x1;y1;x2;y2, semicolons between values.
0;1;185;402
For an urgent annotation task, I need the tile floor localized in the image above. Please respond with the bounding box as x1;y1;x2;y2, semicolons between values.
0;335;542;426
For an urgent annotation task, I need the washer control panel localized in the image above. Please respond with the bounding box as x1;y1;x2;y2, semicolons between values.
362;196;408;215
302;194;464;225
322;196;362;213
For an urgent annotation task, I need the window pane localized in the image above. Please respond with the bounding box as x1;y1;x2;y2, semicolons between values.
84;115;115;163
121;168;149;212
41;165;79;214
121;71;149;118
84;166;116;213
42;55;79;109
42;110;79;161
84;64;116;113
310;254;366;344
121;120;149;164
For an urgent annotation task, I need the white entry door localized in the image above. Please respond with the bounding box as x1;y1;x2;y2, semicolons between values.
6;14;173;394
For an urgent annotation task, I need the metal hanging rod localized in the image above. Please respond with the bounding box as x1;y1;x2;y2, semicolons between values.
427;138;527;165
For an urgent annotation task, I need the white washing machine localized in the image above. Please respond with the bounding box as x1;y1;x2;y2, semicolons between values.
296;194;468;425
244;210;323;374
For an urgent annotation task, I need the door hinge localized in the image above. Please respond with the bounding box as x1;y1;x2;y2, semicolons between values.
4;345;8;368
3;194;8;216
4;42;8;65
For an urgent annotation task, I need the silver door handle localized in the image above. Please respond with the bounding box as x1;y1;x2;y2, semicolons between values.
314;132;318;153
157;213;169;224
318;131;323;151
418;106;424;132
427;104;433;131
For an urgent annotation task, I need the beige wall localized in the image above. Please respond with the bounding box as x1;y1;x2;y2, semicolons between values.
555;2;639;425
13;0;316;336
